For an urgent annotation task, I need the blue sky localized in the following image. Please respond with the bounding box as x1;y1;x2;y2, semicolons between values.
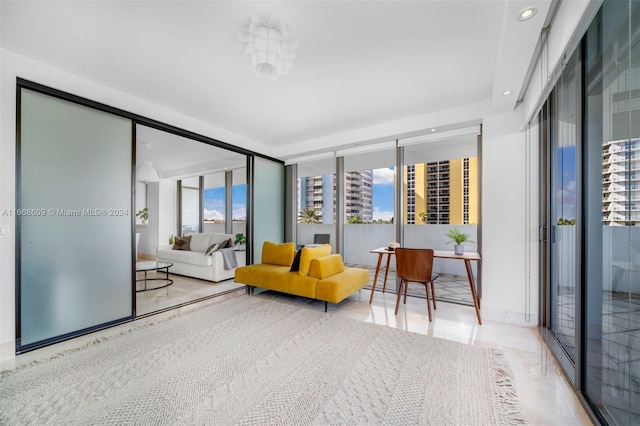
203;185;246;220
557;146;576;220
372;167;395;220
204;172;396;222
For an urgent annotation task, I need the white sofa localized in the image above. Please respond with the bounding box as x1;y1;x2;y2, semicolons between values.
157;233;246;282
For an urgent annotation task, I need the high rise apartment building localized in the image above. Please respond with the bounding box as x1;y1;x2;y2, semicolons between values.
403;158;478;225
602;138;640;225
345;170;373;222
298;174;335;224
298;170;373;223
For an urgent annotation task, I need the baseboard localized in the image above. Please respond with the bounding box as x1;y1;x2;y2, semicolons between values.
0;340;15;363
137;253;156;261
482;307;539;328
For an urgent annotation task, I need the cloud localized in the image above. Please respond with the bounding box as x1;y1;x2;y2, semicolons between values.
204;198;224;211
556;180;576;219
373;167;395;185
232;206;247;221
203;209;224;220
373;207;394;221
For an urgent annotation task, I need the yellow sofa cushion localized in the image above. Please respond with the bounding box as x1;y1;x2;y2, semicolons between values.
309;254;345;280
298;244;332;276
261;241;295;266
234;264;318;299
315;267;370;304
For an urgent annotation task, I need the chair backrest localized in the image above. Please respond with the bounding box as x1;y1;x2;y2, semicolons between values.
313;233;331;244
395;248;434;283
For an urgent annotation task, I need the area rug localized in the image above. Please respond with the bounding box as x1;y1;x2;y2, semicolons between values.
0;296;526;425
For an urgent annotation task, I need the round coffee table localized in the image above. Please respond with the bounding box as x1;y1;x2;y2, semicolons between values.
135;261;173;292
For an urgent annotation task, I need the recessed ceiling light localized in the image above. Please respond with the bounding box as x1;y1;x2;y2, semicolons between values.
517;7;537;21
431;128;436;132
503;90;512;96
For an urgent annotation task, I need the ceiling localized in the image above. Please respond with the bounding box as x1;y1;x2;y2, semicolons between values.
136;125;246;180
1;0;552;168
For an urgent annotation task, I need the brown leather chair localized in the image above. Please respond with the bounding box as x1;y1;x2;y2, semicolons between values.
394;248;438;321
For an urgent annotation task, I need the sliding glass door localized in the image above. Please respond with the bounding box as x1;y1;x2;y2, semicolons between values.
541;1;639;422
18;88;133;350
584;2;640;423
251;156;285;262
548;50;580;363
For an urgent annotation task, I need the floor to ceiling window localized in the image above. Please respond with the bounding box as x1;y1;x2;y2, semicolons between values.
203;172;226;233
541;1;639;423
549;50;580;363
401;134;480;304
342;146;397;267
232;168;247;237
179;177;201;236
295;157;336;247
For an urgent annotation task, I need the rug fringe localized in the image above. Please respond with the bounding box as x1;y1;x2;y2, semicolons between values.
489;348;528;425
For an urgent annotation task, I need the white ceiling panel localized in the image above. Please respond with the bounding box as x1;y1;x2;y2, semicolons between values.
2;0;552;167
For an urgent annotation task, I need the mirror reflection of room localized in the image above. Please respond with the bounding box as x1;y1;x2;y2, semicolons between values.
135;125;247;316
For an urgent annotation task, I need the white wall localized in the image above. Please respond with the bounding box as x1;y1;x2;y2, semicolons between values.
135;181;146;215
158;179;176;249
481;107;538;326
138;182;159;256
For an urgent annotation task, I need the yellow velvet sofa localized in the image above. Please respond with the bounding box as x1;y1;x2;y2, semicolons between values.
234;241;370;311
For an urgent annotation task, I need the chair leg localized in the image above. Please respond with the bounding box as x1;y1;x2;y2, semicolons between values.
426;284;433;322
403;279;409;304
430;281;437;309
394;279;404;315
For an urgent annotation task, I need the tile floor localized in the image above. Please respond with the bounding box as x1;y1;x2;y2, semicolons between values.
135;270;245;316
136;263;473;320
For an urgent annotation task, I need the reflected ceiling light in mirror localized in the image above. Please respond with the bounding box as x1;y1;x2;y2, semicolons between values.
136;142;159;183
240;14;298;80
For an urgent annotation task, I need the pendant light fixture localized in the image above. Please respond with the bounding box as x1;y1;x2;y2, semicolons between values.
136;142;159;183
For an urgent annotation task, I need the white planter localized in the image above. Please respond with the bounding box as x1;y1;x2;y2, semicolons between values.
454;244;464;255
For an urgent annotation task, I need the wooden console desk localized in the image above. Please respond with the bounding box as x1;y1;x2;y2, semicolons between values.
369;247;482;324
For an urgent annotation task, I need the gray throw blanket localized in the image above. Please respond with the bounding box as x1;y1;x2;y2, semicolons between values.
220;247;238;270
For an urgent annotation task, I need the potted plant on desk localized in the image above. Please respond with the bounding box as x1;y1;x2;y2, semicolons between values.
446;227;473;255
